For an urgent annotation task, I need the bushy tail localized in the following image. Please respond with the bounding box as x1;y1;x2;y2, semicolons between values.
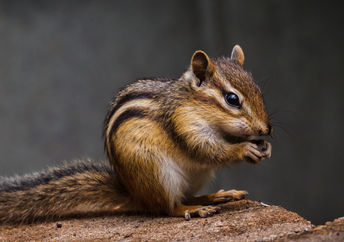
0;160;129;224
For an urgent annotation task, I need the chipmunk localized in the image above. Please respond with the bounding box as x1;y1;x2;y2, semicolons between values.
0;45;272;224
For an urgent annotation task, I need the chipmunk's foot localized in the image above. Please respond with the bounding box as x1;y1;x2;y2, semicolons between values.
208;189;248;204
184;206;221;221
184;189;247;206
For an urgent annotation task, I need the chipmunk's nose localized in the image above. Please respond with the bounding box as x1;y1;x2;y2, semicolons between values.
258;123;273;136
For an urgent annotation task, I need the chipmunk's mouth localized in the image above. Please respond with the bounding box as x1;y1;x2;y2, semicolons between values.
223;133;246;144
223;133;263;144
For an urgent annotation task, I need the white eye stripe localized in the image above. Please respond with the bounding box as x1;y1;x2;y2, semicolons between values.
219;78;244;103
243;102;253;116
199;87;243;116
202;88;229;108
213;75;244;109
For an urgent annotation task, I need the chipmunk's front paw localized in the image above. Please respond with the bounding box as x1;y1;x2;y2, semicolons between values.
241;140;272;163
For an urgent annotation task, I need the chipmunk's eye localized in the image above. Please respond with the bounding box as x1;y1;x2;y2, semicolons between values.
225;92;241;108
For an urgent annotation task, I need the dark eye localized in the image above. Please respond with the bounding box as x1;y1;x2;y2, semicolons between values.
225;92;241;108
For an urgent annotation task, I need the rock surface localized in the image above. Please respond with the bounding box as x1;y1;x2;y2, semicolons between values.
0;200;343;241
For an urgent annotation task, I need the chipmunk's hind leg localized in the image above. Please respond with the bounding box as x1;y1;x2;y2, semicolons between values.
185;189;247;206
170;204;221;220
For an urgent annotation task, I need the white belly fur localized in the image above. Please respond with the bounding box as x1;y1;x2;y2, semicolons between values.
159;154;215;209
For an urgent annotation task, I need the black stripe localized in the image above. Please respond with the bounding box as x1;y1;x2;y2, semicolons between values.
112;93;154;118
109;109;146;137
153;112;194;159
104;92;154;133
108;109;146;157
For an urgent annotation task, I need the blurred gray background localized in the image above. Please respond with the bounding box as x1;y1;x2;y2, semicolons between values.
0;1;343;225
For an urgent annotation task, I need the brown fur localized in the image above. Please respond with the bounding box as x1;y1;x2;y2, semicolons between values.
0;45;272;224
104;46;272;217
0;161;128;224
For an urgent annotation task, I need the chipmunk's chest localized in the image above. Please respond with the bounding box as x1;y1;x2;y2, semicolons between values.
184;167;215;197
159;154;215;204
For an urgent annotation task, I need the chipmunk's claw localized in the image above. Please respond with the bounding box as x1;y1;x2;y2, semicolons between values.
184;206;221;220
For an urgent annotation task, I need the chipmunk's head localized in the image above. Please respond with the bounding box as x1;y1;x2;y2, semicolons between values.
182;45;272;141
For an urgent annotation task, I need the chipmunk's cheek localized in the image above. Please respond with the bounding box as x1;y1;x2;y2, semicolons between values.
221;120;248;136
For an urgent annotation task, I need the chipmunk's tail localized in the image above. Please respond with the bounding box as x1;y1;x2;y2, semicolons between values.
0;160;129;224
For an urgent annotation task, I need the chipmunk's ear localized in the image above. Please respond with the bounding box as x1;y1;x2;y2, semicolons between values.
191;50;215;86
231;45;245;66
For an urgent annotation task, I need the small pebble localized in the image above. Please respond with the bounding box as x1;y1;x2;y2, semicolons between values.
56;223;62;228
260;202;270;207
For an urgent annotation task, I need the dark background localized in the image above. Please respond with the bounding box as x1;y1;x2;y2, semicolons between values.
0;1;343;225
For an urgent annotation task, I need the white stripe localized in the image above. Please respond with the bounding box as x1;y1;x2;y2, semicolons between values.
106;99;155;137
217;76;244;105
